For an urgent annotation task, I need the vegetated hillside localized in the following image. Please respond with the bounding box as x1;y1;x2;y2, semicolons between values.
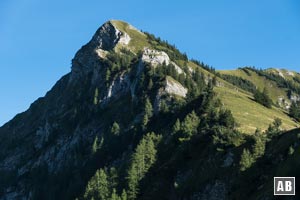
218;67;300;132
0;20;300;200
220;67;300;108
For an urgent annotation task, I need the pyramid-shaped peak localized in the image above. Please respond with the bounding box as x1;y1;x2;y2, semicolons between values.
89;20;124;51
86;20;146;52
71;20;149;77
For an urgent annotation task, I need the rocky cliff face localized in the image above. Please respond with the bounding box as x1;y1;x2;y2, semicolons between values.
71;21;132;81
0;20;190;200
0;20;132;200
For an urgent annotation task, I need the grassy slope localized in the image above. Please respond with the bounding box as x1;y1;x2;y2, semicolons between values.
220;68;287;101
214;86;298;133
215;68;299;133
111;20;149;52
186;67;298;133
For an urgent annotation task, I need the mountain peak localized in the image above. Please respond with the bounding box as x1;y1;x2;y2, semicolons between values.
90;20;132;50
90;19;145;51
71;20;147;77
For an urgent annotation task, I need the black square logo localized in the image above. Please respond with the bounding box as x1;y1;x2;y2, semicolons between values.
274;177;295;195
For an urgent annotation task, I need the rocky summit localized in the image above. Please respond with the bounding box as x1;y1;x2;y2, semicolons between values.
1;20;300;200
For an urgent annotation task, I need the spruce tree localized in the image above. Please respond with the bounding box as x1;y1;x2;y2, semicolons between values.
84;168;109;200
110;188;119;200
181;111;200;138
173;119;181;134
219;109;235;128
147;78;153;90
240;149;254;171
142;98;153;128
111;122;120;136
108;167;118;191
289;101;300;121
127;133;160;200
254;88;272;108
127;163;139;200
97;169;109;200
121;189;127;200
252;135;266;159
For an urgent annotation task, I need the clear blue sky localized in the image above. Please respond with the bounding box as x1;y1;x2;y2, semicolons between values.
1;0;300;126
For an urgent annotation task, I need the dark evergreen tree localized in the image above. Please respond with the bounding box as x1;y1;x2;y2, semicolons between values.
142;98;153;128
111;122;120;136
240;149;254;171
219;109;235;128
121;190;127;200
254;88;272;108
147;78;153;90
266;118;282;138
173;119;181;134
289;101;300;121
127;133;161;200
110;188;119;200
220;74;256;93
180;111;200;139
84;169;109;200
